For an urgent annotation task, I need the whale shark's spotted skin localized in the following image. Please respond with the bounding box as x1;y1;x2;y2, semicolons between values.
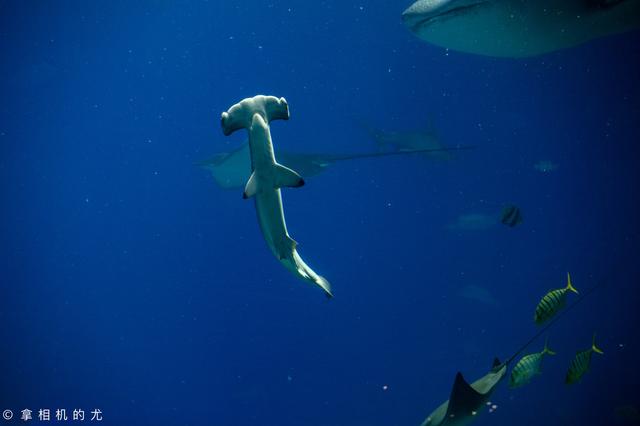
402;0;640;57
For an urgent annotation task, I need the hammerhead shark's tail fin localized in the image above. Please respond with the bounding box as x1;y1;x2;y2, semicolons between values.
290;250;333;299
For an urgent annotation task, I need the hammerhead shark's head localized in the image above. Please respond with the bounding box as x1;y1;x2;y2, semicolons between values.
402;0;640;57
221;95;332;298
421;359;507;426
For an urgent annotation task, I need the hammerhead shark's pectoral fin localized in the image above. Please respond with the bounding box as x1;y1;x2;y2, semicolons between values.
243;172;259;199
274;163;305;189
446;372;485;419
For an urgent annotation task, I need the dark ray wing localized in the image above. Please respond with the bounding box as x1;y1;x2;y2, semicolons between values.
445;372;485;418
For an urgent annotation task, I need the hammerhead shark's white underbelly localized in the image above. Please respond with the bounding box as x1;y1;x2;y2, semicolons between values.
254;188;292;258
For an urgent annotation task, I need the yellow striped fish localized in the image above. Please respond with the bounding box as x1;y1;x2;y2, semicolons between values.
565;333;604;384
509;337;556;388
534;272;579;325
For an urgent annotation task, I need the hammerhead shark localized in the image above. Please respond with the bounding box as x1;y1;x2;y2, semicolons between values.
220;95;332;298
402;0;640;57
199;140;470;190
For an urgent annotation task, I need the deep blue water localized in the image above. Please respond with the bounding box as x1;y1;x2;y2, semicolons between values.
1;2;639;425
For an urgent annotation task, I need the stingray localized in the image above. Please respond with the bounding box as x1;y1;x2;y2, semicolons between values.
198;141;473;190
359;120;455;161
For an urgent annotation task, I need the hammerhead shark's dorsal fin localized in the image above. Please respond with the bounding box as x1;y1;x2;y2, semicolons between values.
446;372;484;418
273;163;305;189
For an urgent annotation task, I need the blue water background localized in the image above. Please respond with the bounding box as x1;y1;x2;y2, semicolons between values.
1;1;639;425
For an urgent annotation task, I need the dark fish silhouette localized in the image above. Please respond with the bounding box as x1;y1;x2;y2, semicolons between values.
500;205;523;227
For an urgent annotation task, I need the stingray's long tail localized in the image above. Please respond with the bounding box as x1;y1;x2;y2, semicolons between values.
323;146;476;163
504;279;606;366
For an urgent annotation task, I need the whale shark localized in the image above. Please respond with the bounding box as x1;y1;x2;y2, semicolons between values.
421;359;507;426
221;95;332;298
198;142;472;190
402;0;640;57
